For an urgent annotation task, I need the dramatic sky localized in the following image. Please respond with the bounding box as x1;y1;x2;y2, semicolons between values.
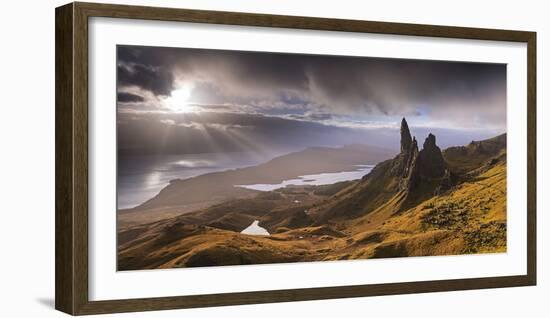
117;45;506;156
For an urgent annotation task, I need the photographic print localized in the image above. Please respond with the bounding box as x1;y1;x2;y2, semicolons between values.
116;45;507;271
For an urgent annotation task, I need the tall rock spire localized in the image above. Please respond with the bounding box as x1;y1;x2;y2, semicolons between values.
400;118;412;154
393;118;416;180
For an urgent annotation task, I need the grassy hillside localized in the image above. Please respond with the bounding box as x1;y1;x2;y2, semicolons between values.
345;159;506;259
118;131;507;270
118;161;505;269
443;133;506;174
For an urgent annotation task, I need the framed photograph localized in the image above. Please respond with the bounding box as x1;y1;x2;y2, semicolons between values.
55;2;536;315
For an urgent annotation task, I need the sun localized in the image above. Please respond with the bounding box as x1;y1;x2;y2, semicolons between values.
164;84;194;112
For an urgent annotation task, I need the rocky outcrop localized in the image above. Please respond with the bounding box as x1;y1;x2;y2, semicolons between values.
400;117;413;153
393;118;418;178
314;118;454;222
417;133;447;179
396;119;451;195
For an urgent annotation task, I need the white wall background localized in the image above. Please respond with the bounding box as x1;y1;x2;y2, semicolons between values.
0;0;547;317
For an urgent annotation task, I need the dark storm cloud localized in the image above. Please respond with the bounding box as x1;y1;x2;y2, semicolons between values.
307;57;505;114
117;46;177;96
117;45;506;128
117;63;174;96
117;92;145;103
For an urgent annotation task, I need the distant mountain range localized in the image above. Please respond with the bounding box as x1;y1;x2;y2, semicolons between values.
118;119;507;270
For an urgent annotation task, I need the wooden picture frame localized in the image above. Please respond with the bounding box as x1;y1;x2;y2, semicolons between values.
55;2;536;315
